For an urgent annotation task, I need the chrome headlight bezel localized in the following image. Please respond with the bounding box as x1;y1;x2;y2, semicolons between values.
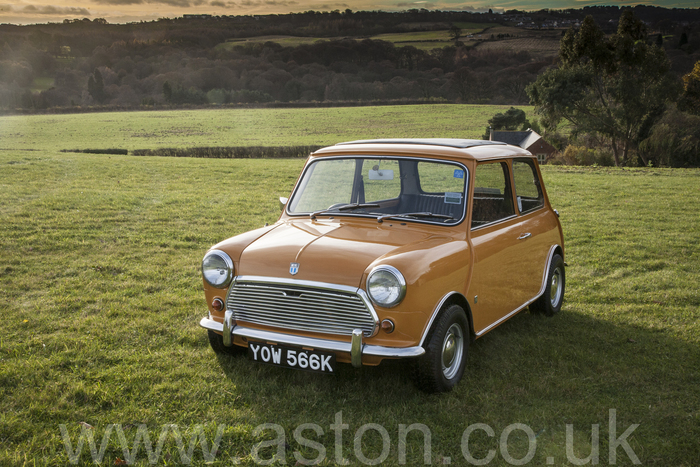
202;250;234;289
367;265;406;308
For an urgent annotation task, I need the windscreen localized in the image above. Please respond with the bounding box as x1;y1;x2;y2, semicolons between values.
287;157;468;225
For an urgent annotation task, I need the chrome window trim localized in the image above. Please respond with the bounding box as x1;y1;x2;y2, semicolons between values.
470;214;518;231
228;275;380;337
517;203;545;216
285;155;469;227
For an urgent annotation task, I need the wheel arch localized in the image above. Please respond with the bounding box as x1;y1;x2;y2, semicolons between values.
553;244;564;263
534;244;564;300
419;292;474;348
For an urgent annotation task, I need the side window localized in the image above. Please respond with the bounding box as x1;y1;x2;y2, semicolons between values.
471;162;515;229
512;160;544;214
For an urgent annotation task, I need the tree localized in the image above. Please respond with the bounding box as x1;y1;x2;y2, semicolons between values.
527;12;679;166
448;25;462;44
491;107;530;129
450;67;473;101
639;105;700;167
679;60;700;115
162;81;173;103
482;107;530;139
87;68;106;103
449;67;493;103
496;65;536;103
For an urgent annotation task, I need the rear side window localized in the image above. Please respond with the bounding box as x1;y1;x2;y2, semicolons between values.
471;162;515;229
512;160;544;214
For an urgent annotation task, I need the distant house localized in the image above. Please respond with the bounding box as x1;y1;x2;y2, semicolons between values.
490;129;557;164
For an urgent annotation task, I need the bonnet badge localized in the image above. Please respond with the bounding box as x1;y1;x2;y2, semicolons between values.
289;262;300;275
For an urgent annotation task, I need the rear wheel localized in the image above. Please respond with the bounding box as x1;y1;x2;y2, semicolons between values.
413;304;469;393
531;254;565;316
207;330;245;356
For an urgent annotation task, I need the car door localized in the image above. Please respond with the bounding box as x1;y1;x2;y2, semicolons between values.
467;160;539;335
510;158;551;300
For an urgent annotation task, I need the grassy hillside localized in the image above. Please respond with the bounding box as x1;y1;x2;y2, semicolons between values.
216;24;553;53
1;144;699;464
0;104;530;152
217;23;502;51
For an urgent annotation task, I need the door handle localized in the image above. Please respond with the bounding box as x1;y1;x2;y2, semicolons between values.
517;233;532;240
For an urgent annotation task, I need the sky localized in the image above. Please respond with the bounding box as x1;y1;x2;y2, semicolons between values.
0;0;698;25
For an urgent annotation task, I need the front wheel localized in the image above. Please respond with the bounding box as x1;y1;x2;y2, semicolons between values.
531;253;565;317
413;304;469;393
207;330;245;356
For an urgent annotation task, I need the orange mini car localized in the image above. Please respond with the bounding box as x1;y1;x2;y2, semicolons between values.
199;139;565;392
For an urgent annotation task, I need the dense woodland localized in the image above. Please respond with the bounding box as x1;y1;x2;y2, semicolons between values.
1;6;699;111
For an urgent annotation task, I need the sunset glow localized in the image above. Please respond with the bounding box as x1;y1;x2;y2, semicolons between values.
1;0;697;25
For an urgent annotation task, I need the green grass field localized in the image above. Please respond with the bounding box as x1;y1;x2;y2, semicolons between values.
30;78;56;93
1;108;699;466
219;36;328;49
217;25;498;51
0;105;528;153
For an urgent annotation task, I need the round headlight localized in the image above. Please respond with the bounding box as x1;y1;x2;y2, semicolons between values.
202;250;234;288
367;265;406;308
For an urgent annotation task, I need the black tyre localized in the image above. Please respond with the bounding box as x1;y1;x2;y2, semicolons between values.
207;330;245;356
530;254;565;317
413;304;469;393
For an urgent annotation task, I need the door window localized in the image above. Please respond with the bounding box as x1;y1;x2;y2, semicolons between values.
471;162;515;229
512;160;544;214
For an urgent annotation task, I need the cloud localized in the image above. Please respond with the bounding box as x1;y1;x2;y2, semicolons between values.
91;0;144;5
91;0;144;4
156;0;206;6
92;0;206;6
204;0;300;8
309;3;349;9
237;0;299;6
4;4;92;14
91;0;298;7
395;1;437;7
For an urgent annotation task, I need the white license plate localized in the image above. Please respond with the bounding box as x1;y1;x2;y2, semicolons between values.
247;341;336;373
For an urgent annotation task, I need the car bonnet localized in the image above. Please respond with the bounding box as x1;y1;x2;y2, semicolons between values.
236;218;450;288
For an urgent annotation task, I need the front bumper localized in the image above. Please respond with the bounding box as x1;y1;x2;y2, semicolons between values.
199;311;425;368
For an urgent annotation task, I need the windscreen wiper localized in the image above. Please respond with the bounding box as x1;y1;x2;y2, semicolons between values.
377;212;455;224
310;203;380;219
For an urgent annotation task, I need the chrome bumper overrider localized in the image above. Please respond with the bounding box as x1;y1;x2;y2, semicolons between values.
199;311;424;368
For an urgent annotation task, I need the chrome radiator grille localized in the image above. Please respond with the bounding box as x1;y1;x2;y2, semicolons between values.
226;279;378;337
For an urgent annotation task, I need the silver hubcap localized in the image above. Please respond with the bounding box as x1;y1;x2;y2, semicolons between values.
550;267;563;308
441;323;464;380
